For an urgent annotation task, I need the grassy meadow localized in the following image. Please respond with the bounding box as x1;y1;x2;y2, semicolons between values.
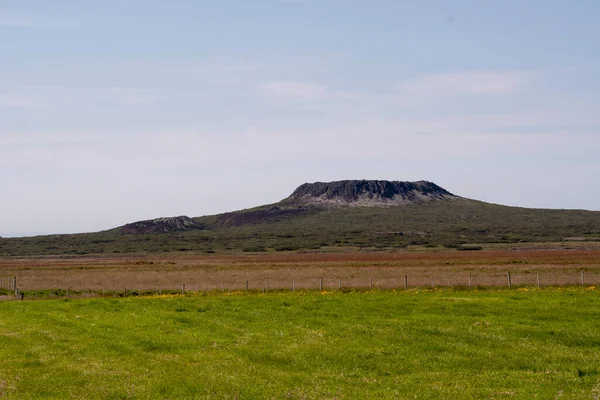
0;288;599;399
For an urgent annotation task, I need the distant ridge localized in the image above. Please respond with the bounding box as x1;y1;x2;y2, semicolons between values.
4;178;600;255
286;180;457;207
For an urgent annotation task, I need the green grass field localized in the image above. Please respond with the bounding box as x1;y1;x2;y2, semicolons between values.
1;288;599;399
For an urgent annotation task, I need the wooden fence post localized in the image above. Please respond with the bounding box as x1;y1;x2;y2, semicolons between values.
404;274;408;290
369;278;372;291
468;273;472;287
221;283;224;293
338;278;341;290
292;280;295;292
182;284;185;295
581;271;585;286
507;271;512;289
266;279;269;293
246;280;249;291
536;272;540;288
319;278;323;292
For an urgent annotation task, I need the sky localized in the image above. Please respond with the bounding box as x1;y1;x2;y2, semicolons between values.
1;0;600;237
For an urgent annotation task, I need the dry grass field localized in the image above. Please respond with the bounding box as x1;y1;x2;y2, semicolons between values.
1;246;599;294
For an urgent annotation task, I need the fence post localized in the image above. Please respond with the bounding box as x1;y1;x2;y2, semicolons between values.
369;278;372;291
430;276;434;288
292;280;295;292
338;278;341;290
221;283;224;293
246;280;249;291
13;276;17;297
581;271;585;286
319;278;323;292
468;273;472;287
537;272;541;288
182;284;185;295
507;271;512;289
404;274;408;290
266;279;269;293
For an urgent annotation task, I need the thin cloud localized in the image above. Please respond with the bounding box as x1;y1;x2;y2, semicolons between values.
0;10;39;28
0;94;45;108
260;80;356;102
7;85;163;107
108;87;157;105
0;9;76;29
398;70;538;99
122;61;278;75
261;81;327;100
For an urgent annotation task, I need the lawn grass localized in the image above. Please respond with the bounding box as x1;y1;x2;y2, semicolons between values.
0;288;599;399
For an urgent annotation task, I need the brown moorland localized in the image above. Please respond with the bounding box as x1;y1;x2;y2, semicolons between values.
1;247;599;294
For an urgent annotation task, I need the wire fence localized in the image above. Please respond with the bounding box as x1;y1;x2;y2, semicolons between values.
2;269;598;299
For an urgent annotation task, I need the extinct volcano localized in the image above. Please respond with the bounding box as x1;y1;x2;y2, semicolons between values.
2;179;600;256
210;180;457;228
117;180;456;232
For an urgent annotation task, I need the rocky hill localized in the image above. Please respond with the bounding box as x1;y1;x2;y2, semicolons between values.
286;180;457;207
121;216;204;234
209;180;455;228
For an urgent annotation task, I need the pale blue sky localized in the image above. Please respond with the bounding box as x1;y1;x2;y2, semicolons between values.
1;1;600;236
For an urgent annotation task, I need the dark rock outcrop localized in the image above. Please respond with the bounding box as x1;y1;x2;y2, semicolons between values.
286;180;456;207
122;216;204;234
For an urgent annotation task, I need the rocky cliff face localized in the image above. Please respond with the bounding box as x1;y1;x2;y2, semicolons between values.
286;180;456;207
122;216;204;234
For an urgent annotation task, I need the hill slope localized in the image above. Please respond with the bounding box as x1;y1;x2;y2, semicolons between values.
1;180;600;256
